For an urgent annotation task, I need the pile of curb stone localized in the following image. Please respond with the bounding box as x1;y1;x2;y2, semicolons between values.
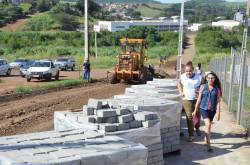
54;100;164;165
0;78;182;165
0;129;147;165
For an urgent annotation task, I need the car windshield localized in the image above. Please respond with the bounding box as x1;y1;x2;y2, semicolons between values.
56;59;68;62
31;62;50;67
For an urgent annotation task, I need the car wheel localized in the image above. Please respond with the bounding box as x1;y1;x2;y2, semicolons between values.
55;71;59;80
47;74;52;81
65;65;68;71
71;65;75;71
6;69;11;76
27;77;31;82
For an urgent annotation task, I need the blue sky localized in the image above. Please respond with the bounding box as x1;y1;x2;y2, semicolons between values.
155;0;246;3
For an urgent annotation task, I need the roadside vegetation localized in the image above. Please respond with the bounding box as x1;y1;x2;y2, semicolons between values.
15;79;87;94
194;26;241;68
0;26;180;68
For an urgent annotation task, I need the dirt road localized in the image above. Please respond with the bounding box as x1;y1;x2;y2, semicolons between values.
0;69;109;94
0;82;128;137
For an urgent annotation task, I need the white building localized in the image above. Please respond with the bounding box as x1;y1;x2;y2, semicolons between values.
234;11;244;23
97;19;188;32
187;23;202;32
212;20;240;30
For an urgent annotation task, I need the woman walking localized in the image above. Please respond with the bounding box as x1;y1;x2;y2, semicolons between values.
192;71;222;152
178;61;202;142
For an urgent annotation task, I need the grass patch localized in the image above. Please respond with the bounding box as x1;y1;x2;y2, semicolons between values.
20;3;32;13
0;79;4;84
135;5;163;17
15;79;87;94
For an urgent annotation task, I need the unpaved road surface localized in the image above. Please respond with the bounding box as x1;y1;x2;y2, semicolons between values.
0;82;127;137
0;69;109;94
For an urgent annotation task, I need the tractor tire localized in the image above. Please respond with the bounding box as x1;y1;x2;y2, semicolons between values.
139;67;147;84
108;73;117;84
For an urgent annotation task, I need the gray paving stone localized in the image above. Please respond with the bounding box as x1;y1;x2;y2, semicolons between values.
88;116;96;123
0;131;147;165
83;105;94;116
118;114;134;123
116;123;130;131
129;120;142;129
147;143;163;152
134;112;159;121
115;108;131;115
96;109;117;118
99;124;117;132
104;116;118;124
88;98;102;109
168;126;178;132
142;120;160;128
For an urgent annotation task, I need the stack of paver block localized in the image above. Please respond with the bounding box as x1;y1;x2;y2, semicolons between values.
110;97;182;154
0;129;147;165
54;99;164;165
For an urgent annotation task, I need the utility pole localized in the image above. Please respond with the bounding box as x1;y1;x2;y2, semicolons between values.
84;0;89;62
237;0;249;124
95;31;98;58
83;0;90;81
176;2;184;79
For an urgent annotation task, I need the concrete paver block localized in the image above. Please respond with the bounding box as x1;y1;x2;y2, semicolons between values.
83;105;95;116
116;123;130;131
88;98;102;109
142;120;160;128
134;112;158;121
104;116;118;124
118;114;134;123
99;124;117;132
129;120;142;129
96;109;117;118
115;108;131;115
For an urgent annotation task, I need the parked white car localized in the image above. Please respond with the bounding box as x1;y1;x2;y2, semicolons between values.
0;59;11;76
26;60;60;82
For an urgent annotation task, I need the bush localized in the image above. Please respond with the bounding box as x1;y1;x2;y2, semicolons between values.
25;14;54;31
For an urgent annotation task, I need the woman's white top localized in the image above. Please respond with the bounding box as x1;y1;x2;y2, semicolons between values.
180;73;202;100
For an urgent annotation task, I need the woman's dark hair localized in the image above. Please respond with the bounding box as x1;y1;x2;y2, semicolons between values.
206;71;222;95
198;63;201;69
185;61;194;70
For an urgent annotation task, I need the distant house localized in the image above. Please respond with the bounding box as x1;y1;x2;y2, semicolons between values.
187;23;202;32
212;20;240;30
234;11;244;23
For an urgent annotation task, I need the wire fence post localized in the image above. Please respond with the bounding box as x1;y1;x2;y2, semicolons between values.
223;56;227;96
237;50;247;125
228;49;236;112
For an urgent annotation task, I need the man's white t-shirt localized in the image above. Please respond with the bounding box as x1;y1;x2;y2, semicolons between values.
180;73;202;100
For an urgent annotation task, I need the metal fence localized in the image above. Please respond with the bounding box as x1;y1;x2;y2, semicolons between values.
208;48;250;136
